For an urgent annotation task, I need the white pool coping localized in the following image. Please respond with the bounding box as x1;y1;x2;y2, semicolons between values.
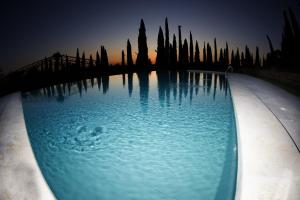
228;73;300;200
0;73;299;200
0;93;55;200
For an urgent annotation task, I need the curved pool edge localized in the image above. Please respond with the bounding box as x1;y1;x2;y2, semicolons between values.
228;73;300;200
0;92;55;200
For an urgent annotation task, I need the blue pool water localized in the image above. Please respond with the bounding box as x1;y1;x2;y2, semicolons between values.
22;71;237;200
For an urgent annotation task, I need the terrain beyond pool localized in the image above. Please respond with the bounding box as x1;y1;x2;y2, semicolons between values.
22;71;237;200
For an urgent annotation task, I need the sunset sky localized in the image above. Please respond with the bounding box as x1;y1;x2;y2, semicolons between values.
1;0;300;73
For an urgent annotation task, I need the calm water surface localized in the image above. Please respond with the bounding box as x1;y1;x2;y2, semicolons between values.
22;71;237;200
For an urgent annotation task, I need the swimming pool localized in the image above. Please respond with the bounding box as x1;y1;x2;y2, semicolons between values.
22;71;237;200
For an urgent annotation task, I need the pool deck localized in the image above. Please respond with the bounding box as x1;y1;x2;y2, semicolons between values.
0;93;55;200
0;73;299;200
228;74;300;200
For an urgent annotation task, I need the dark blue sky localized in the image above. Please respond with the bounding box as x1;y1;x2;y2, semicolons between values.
1;0;299;72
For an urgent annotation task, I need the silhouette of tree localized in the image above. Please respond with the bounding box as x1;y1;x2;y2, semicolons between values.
96;51;100;68
53;52;61;72
127;39;133;66
241;52;245;67
289;8;300;38
255;46;261;67
245;45;253;67
282;10;294;68
136;19;149;67
76;48;80;69
189;31;194;65
235;48;241;69
171;34;177;65
156;26;165;66
81;52;86;69
219;48;224;66
65;55;69;72
214;38;218;64
224;42;229;65
101;46;109;67
195;41;200;65
206;43;213;65
49;58;53;73
178;25;183;65
203;42;207;65
231;50;235;65
89;55;93;68
165;17;170;65
183;39;189;66
122;50;125;66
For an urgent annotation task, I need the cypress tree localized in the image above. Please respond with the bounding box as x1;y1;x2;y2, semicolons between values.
172;34;177;65
214;38;218;64
89;55;93;68
96;51;100;68
127;39;133;66
255;46;261;67
189;31;194;65
219;48;224;66
178;25;183;65
165;17;170;65
122;50;125;66
241;52;245;67
81;52;86;68
282;11;294;67
104;47;109;66
76;48;80;69
203;42;207;65
136;19;149;67
231;50;235;65
288;8;300;37
225;42;229;65
245;45;253;67
156;26;164;66
65;55;69;72
101;46;105;66
183;39;189;66
195;40;200;65
235;48;240;68
206;43;213;65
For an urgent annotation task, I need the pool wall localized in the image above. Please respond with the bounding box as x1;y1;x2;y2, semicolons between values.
228;74;300;200
0;93;55;200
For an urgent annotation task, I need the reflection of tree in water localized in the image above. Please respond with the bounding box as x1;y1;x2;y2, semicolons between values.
195;72;200;95
127;73;133;97
137;71;149;112
97;77;101;91
178;71;188;105
156;70;170;107
25;71;229;105
102;76;109;94
170;71;177;100
189;72;194;103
